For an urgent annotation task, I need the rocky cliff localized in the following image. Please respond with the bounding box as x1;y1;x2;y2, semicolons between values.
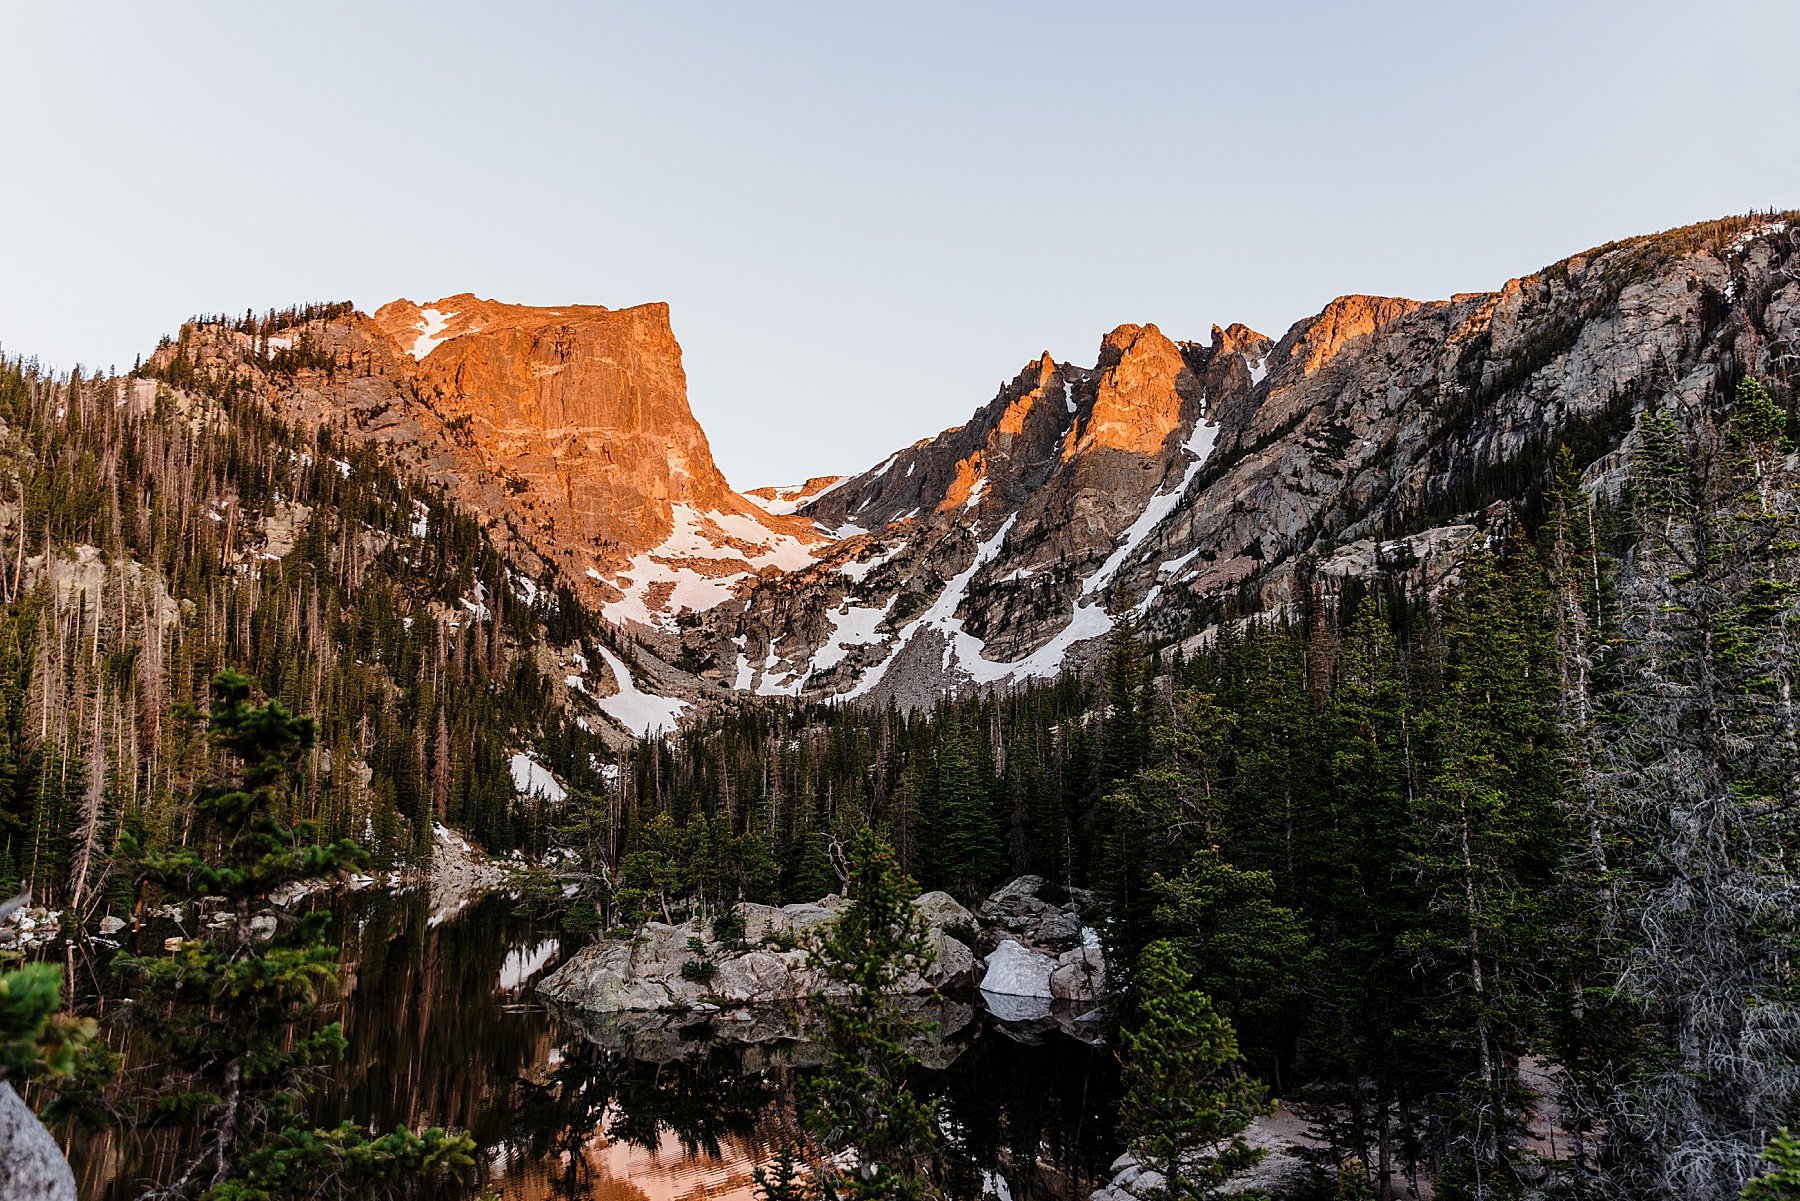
154;294;827;640
689;213;1798;708
139;212;1800;724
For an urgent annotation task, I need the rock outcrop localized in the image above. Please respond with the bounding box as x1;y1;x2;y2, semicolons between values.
537;875;1106;1019
536;890;981;1013
1092;1106;1320;1201
137;213;1800;720
152;294;829;644
690;214;1800;708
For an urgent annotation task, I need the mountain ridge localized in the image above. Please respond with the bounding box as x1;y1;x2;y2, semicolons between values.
128;210;1800;722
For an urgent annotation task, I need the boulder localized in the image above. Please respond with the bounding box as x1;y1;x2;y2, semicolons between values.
913;891;974;930
736;902;789;945
1049;944;1104;1005
779;902;837;931
538;942;637;1009
710;950;796;1005
1032;909;1083;951
928;932;977;989
986;875;1045;906
97;915;125;936
0;1081;75;1200
978;938;1057;999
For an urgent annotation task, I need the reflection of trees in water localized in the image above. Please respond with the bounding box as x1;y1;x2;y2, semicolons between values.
508;1034;783;1200
926;1028;1124;1201
68;890;1123;1200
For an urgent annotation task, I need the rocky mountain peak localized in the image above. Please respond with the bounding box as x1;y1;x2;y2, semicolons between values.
367;295;812;581
1282;293;1422;376
1066;322;1201;459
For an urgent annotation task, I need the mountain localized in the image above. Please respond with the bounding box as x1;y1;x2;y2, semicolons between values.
107;212;1800;725
156;294;828;637
693;214;1798;707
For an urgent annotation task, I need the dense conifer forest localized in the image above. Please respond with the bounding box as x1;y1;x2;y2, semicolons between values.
0;309;1794;1201
0;328;618;913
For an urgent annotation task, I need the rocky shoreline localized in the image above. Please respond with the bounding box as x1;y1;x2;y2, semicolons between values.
537;874;1107;1024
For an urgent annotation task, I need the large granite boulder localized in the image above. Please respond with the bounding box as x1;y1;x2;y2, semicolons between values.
913;890;975;930
979;939;1058;999
711;950;796;1005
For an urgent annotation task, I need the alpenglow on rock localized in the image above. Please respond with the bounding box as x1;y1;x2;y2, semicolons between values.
137;214;1800;723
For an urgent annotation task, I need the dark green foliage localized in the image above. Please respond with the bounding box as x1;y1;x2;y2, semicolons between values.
1744;1131;1800;1201
115;673;474;1199
805;828;938;1199
754;1143;818;1201
0;961;98;1085
1118;940;1269;1200
1147;851;1311;1043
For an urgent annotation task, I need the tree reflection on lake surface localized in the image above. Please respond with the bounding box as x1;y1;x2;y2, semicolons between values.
67;891;1121;1200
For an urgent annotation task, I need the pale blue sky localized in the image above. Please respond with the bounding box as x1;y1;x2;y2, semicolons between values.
2;2;1795;484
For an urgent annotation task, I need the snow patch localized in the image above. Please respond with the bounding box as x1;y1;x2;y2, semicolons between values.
497;939;560;991
594;644;687;737
811;598;894;672
839;547;896;582
509;752;566;803
602;504;822;629
409;308;456;360
1159;547;1201;576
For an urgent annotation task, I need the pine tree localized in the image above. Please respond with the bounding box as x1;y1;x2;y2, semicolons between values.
1118;939;1270;1200
924;707;999;899
754;1142;818;1201
804;827;938;1200
1400;546;1567;1199
1147;849;1311;1073
116;672;475;1199
1743;1131;1800;1201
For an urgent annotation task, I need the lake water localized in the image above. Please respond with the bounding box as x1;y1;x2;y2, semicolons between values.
64;890;1123;1200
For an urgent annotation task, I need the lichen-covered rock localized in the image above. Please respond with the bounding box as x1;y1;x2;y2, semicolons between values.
913;890;974;930
710;951;795;1005
736;902;789;945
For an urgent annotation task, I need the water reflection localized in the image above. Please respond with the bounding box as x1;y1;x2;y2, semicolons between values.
66;891;1120;1200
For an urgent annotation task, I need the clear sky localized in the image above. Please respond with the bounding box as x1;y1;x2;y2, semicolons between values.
3;2;1796;486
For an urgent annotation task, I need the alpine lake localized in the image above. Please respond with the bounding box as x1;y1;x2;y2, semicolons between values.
60;887;1124;1200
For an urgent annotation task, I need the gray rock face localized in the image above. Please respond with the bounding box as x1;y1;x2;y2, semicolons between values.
1050;945;1105;1002
538;876;1094;1016
1092;1106;1320;1200
980;939;1059;999
689;218;1800;708
913;890;975;930
711;950;796;1005
0;1081;76;1201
